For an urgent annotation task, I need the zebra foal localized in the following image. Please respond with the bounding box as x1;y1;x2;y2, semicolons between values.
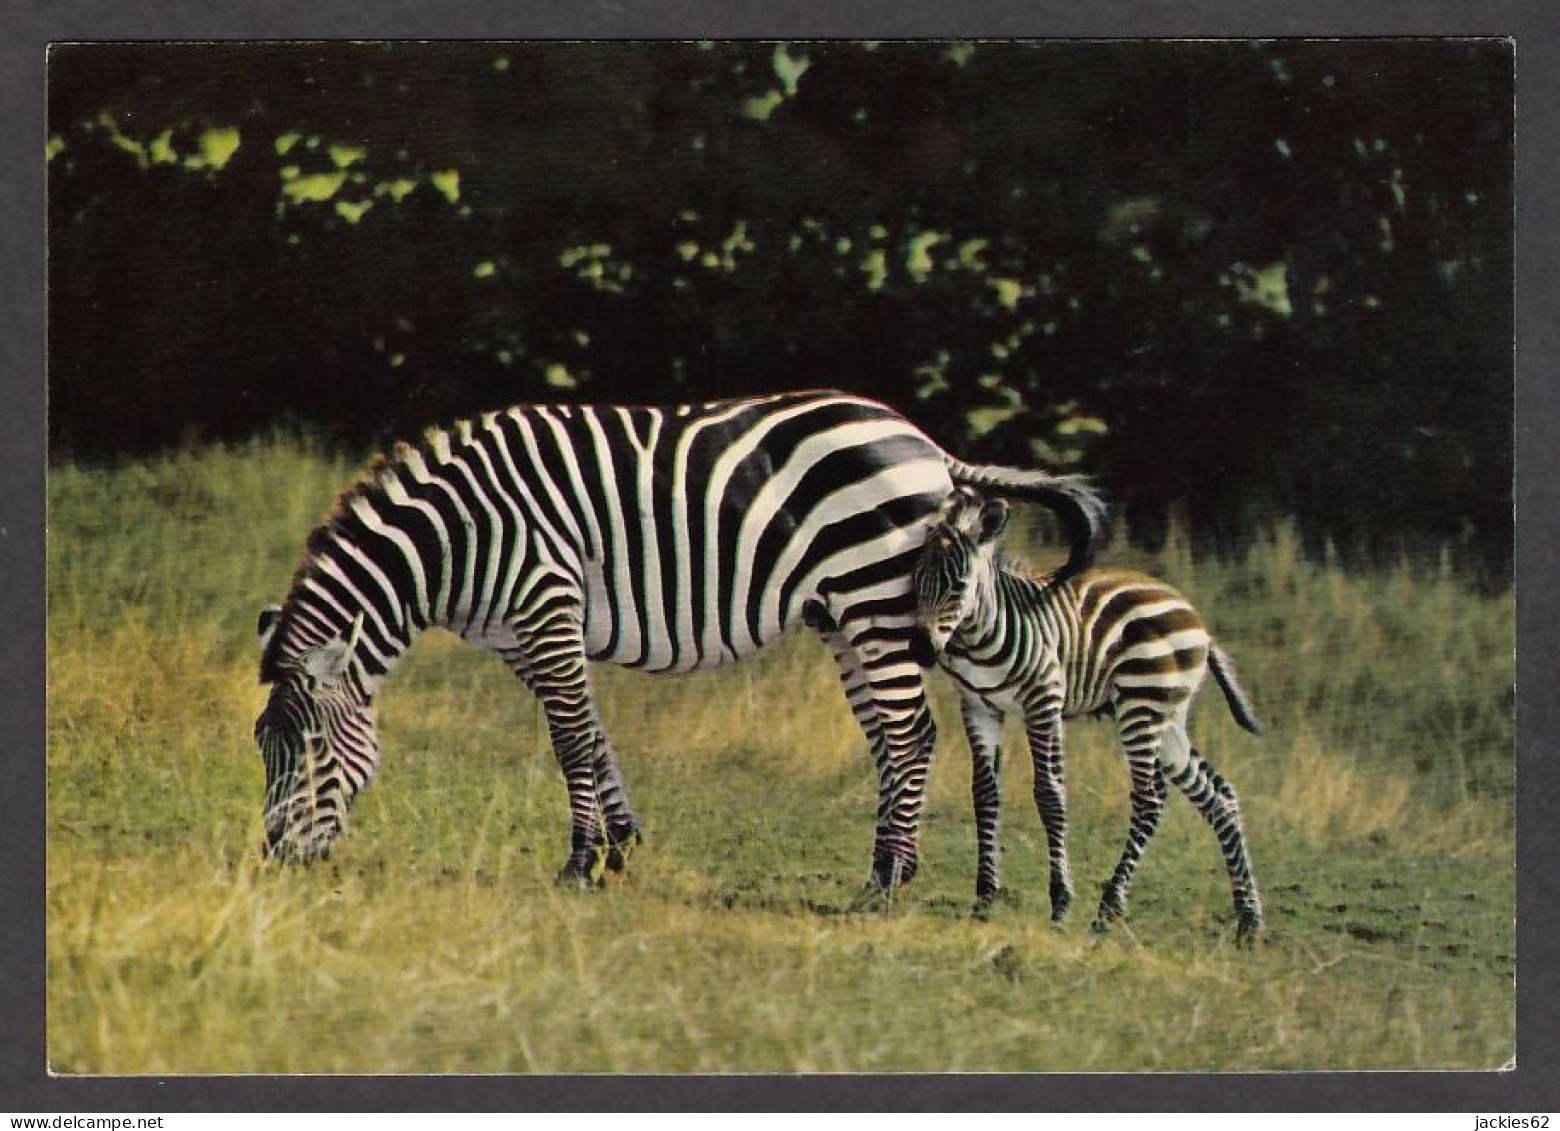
252;391;1106;902
907;487;1264;941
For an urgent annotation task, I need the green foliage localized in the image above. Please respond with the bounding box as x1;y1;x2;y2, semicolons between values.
47;439;1513;1073
46;41;1512;573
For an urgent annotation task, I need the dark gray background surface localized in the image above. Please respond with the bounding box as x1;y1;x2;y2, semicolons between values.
4;0;1554;1111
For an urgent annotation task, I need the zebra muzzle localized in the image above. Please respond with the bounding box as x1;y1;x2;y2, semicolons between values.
908;627;938;669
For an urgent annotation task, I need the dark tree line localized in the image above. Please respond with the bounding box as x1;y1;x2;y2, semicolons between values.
47;40;1513;574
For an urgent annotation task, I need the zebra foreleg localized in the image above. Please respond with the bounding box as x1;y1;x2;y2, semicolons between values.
1165;738;1265;943
1094;727;1169;933
508;624;616;888
504;641;633;882
1023;695;1074;923
960;696;1008;912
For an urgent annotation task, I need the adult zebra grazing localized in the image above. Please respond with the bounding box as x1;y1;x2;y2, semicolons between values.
900;487;1263;940
253;390;1106;901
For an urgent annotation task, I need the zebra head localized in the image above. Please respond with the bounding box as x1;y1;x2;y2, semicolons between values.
253;606;379;862
909;488;1009;666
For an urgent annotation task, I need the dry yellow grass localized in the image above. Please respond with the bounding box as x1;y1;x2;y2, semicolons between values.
47;438;1514;1073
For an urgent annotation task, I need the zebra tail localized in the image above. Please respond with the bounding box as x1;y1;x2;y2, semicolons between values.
1208;644;1265;736
944;458;1109;578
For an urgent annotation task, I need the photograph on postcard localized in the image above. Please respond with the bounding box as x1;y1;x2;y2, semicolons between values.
45;40;1513;1073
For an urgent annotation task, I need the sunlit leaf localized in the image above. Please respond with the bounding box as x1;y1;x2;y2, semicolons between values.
720;221;754;265
991;277;1027;311
742;90;784;122
334;199;373;224
281;171;347;203
967;404;1020;437
906;231;947;282
193;127;241;171
1057;415;1108;436
956;239;989;270
375;178;418;202
430;169;460;204
772;44;811;97
329;144;368;169
103;118;148;167
861;248;888;291
147;130;178;165
914;351;951;399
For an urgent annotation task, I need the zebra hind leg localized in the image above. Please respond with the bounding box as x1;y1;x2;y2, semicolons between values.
809;612;935;910
802;603;894;910
1165;740;1264;944
1093;737;1169;933
859;669;937;905
1024;699;1074;923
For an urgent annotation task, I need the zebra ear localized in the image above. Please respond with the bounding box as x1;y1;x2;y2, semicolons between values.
941;486;984;532
301;613;364;688
977;498;1010;544
257;605;283;654
943;485;982;516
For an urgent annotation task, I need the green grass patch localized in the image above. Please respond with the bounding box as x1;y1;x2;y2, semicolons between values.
47;437;1514;1073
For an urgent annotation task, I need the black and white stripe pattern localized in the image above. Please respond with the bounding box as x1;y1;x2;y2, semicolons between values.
253;390;1106;898
908;487;1264;940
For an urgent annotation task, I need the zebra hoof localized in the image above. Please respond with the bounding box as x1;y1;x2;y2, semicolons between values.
869;851;917;893
555;849;607;890
1235;912;1264;946
1090;905;1123;935
605;829;644;873
848;881;893;914
1049;886;1074;924
973;886;1016;918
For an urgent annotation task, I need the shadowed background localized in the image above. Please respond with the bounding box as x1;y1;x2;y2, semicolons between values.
49;40;1512;572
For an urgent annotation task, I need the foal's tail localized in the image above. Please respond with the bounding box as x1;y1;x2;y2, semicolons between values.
1209;644;1265;736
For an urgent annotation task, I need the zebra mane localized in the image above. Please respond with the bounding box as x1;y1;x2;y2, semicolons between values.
261;427;450;682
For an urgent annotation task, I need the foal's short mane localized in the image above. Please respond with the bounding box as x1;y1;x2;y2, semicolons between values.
992;549;1068;590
